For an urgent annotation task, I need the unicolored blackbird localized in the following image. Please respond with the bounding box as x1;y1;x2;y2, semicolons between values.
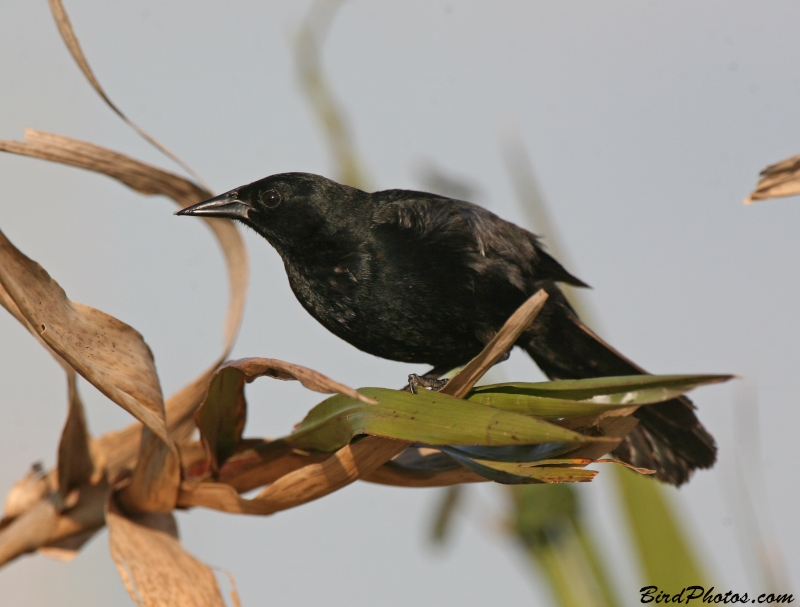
177;172;715;485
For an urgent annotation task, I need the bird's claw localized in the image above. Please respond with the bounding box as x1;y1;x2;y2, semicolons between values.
407;374;449;394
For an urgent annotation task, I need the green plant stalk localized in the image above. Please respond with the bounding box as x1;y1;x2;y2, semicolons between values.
505;138;711;602
572;518;622;607
613;466;708;590
526;523;617;607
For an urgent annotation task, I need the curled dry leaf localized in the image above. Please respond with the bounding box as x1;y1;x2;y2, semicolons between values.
1;129;206;204
43;0;247;442
1;0;250;580
0;129;249;436
364;464;486;488
117;430;181;515
57;372;97;497
1;272;97;498
46;0;210;190
0;498;61;568
2;466;52;525
0;228;180;514
0;229;169;442
223;357;375;403
0;123;247;550
195;357;373;472
0;128;247;365
745;152;800;203
107;497;228;607
178;436;408;515
0;280;73;373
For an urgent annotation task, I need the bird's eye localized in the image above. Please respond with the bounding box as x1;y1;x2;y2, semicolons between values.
261;189;282;209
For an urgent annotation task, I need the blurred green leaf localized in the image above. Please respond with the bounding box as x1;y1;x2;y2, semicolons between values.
277;387;600;453
512;484;578;544
613;466;708;591
511;484;619;607
295;0;368;189
429;485;462;544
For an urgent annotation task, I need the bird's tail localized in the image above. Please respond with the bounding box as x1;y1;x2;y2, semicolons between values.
519;283;716;486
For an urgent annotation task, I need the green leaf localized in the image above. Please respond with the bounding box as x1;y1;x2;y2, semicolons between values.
443;443;571;462
442;451;598;484
195;366;247;469
613;466;709;591
466;391;631;420
278;387;607;453
468;375;732;418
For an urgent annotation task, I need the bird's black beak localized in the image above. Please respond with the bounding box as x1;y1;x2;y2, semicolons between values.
175;192;252;220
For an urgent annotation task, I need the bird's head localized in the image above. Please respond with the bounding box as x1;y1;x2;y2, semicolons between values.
176;172;363;253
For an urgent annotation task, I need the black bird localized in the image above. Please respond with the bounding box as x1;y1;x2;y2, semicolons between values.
177;172;715;485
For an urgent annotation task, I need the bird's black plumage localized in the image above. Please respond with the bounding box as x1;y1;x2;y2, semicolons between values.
178;172;716;485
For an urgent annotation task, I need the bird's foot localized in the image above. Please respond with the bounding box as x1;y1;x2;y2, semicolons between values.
407;374;449;394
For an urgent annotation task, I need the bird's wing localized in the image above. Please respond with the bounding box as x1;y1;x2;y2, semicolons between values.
371;190;587;289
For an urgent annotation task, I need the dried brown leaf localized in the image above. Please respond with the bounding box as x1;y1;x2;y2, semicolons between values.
2;131;248;368
0;228;169;442
0;25;248;552
560;416;640;462
1;129;204;202
0;130;248;436
363;464;486;487
107;497;228;607
46;0;210;190
118;431;181;514
444;289;549;398
223;357;376;402
46;481;108;544
745;152;800;203
57;372;96;496
593;459;656;475
177;436;408;515
0;228;180;513
3;375;238;556
39;527;99;562
0;280;73;373
0;497;60;567
0;127;250;514
2;466;52;524
0;475;110;565
217;446;328;493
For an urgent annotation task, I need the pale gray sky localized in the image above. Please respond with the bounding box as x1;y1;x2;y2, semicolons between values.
1;2;799;605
